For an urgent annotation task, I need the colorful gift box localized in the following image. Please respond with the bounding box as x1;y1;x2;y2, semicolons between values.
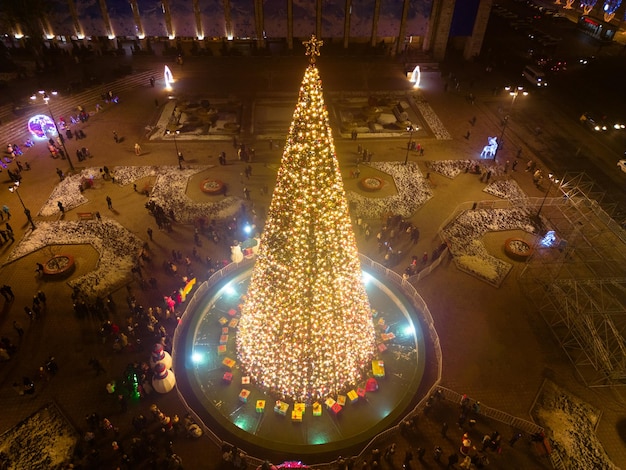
357;387;367;399
239;389;250;403
222;357;236;369
312;402;322;416
274;401;289;415
221;327;229;334
291;410;303;422
377;343;388;353
219;317;228;325
347;390;358;403
381;332;395;341
228;318;239;328
372;360;385;378
228;309;237;317
294;403;306;413
331;403;342;415
256;400;265;413
337;395;347;406
219;334;229;344
223;372;233;383
241;376;250;385
217;344;227;355
325;397;336;409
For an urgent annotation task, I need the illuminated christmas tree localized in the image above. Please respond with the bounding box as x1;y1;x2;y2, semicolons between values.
236;36;376;402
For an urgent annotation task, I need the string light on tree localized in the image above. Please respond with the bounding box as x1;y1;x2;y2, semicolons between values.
236;36;376;403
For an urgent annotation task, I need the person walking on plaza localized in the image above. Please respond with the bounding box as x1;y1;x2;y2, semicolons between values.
147;227;153;241
1;285;15;301
56;168;64;180
106;196;113;210
178;152;184;169
2;205;10;219
57;201;65;214
134;143;141;155
441;422;448;438
13;320;24;339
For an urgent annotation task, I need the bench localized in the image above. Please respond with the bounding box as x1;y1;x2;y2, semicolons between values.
77;212;94;221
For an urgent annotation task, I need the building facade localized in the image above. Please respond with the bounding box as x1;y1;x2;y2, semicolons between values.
2;0;494;60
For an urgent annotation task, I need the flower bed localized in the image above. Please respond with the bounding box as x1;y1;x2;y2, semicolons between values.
442;208;541;287
359;177;384;192
504;238;534;261
201;178;225;194
43;254;76;277
347;162;432;218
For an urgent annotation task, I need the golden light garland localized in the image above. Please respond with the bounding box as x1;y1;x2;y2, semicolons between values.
236;59;376;403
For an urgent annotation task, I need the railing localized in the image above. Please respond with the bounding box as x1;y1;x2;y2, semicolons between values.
171;256;560;469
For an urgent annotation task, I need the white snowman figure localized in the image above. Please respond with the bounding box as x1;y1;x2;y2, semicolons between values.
150;343;172;371
231;243;244;263
152;362;176;394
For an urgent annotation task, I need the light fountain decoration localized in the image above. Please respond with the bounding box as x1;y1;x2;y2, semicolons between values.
236;34;377;403
164;65;174;90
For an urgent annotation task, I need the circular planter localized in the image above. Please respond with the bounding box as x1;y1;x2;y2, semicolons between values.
201;178;225;195
43;255;76;277
359;176;384;192
504;238;534;261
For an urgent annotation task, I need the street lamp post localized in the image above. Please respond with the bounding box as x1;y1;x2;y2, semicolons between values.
495;86;528;161
165;129;181;167
536;173;559;218
31;91;75;172
8;181;36;230
403;124;419;165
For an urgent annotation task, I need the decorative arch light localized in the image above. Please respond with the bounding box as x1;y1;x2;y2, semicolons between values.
603;0;621;21
164;65;174;90
408;65;421;89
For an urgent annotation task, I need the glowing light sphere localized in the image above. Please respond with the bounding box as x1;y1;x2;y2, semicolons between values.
28;114;56;139
237;54;376;403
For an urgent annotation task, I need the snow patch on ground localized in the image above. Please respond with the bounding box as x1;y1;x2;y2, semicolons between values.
532;380;619;470
0;403;78;468
346;161;432;218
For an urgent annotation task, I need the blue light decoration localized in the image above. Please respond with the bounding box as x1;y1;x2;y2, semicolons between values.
602;0;621;20
28;114;56;139
480;136;498;159
540;230;557;248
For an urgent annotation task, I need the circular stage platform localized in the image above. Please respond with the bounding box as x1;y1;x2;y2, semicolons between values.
173;262;429;462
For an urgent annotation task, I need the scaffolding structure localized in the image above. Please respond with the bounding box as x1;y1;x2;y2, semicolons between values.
519;173;626;387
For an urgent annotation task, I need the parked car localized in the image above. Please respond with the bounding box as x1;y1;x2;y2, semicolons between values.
580;113;607;131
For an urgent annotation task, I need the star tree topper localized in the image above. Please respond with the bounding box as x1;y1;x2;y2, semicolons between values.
303;34;323;63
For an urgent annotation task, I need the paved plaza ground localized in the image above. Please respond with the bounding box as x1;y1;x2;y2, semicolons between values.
0;52;624;469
